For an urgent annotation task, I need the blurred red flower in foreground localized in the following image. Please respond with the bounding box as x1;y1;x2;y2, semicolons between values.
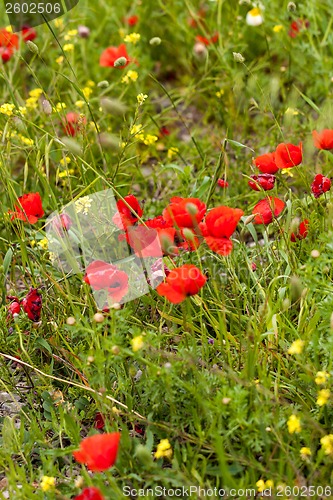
74;487;105;500
248;174;275;191
0;28;19;62
163;197;206;228
275;142;302;169
253;152;279;174
63;112;86;136
22;26;37;42
252;197;285;224
113;194;143;230
288;19;309;38
84;261;128;303
125;15;139;26
312;129;333;150
291;219;309;242
217;179;229;188
156;264;207;303
73;432;121;472
21;288;42;322
100;44;130;68
195;33;219;45
200;206;243;255
311;174;331;198
10;192;44;224
74;488;105;500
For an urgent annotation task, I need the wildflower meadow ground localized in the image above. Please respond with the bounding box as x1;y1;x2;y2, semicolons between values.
1;0;333;498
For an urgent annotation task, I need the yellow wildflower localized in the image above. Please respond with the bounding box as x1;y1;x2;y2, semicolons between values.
75;100;85;109
87;80;95;88
25;97;39;110
29;88;43;98
131;335;144;352
124;33;141;44
281;168;294;177
60;156;71;166
53;102;67;113
216;89;224;98
122;70;139;84
256;480;273;492
82;87;93;100
143;134;158;146
63;44;74;52
287;414;301;434
18;106;27;115
154;439;172;459
56;56;64;65
137;93;148;106
315;371;330;385
19;135;34;146
321;434;333;454
54;18;64;28
317;389;330;406
300;447;312;460
287;339;304;355
40;476;55;492
0;103;15;116
167;147;179;160
273;25;285;33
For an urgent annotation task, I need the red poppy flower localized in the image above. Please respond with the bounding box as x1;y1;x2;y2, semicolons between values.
291;219;309;242
21;288;42;322
312;129;333;150
274;142;302;169
160;126;170;136
74;488;105;500
156;264;207;303
252;197;285;224
248;174;275;191
126;225;165;257
0;28;18;62
200;205;244;255
63;112;86;136
94;412;105;430
217;179;229;188
188;8;206;28
10;192;44;224
22;26;37;42
311;174;331;198
125;15;139;26
7;297;21;317
84;261;128;303
73;432;121;472
112;195;143;230
195;33;219;45
163;197;206;228
288;18;309;38
253;152;279;174
100;44;130;68
52;213;72;236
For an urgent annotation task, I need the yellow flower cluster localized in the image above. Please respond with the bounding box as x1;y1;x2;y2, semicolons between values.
137;93;148;105
321;434;333;455
287;414;301;434
25;88;43;110
130;125;158;146
315;371;330;385
40;476;55;492
256;480;274;493
122;70;139;84
300;447;312;459
154;439;172;459
63;43;74;52
0;103;15;116
287;339;304;354
167;147;179;160
53;102;67;113
124;33;141;44
317;389;330;406
131;335;144;352
64;29;78;41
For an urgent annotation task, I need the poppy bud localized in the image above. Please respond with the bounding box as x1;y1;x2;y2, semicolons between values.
26;41;39;54
233;52;245;63
185;202;199;216
114;56;128;68
135;444;153;466
93;312;104;323
97;80;109;88
149;37;162;46
287;2;297;11
290;275;304;303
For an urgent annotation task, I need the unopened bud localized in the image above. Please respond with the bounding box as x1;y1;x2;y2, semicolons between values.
111;345;120;355
182;228;196;241
287;2;297;11
78;25;90;38
114;56;127;68
93;312;104;323
66;316;76;326
233;52;245;63
186;203;199;216
26;40;39;54
244;214;256;225
193;42;208;59
42;99;52;115
97;80;109;88
149;37;162;46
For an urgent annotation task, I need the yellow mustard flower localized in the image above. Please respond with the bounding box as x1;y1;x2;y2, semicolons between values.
131;335;144;352
287;414;301;434
154;439;172;459
137;93;148;105
321;434;333;455
75;196;92;215
40;476;56;492
287;339;304;355
63;44;74;52
124;33;141;44
300;447;312;459
317;389;330;406
315;371;330;385
273;25;285;33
